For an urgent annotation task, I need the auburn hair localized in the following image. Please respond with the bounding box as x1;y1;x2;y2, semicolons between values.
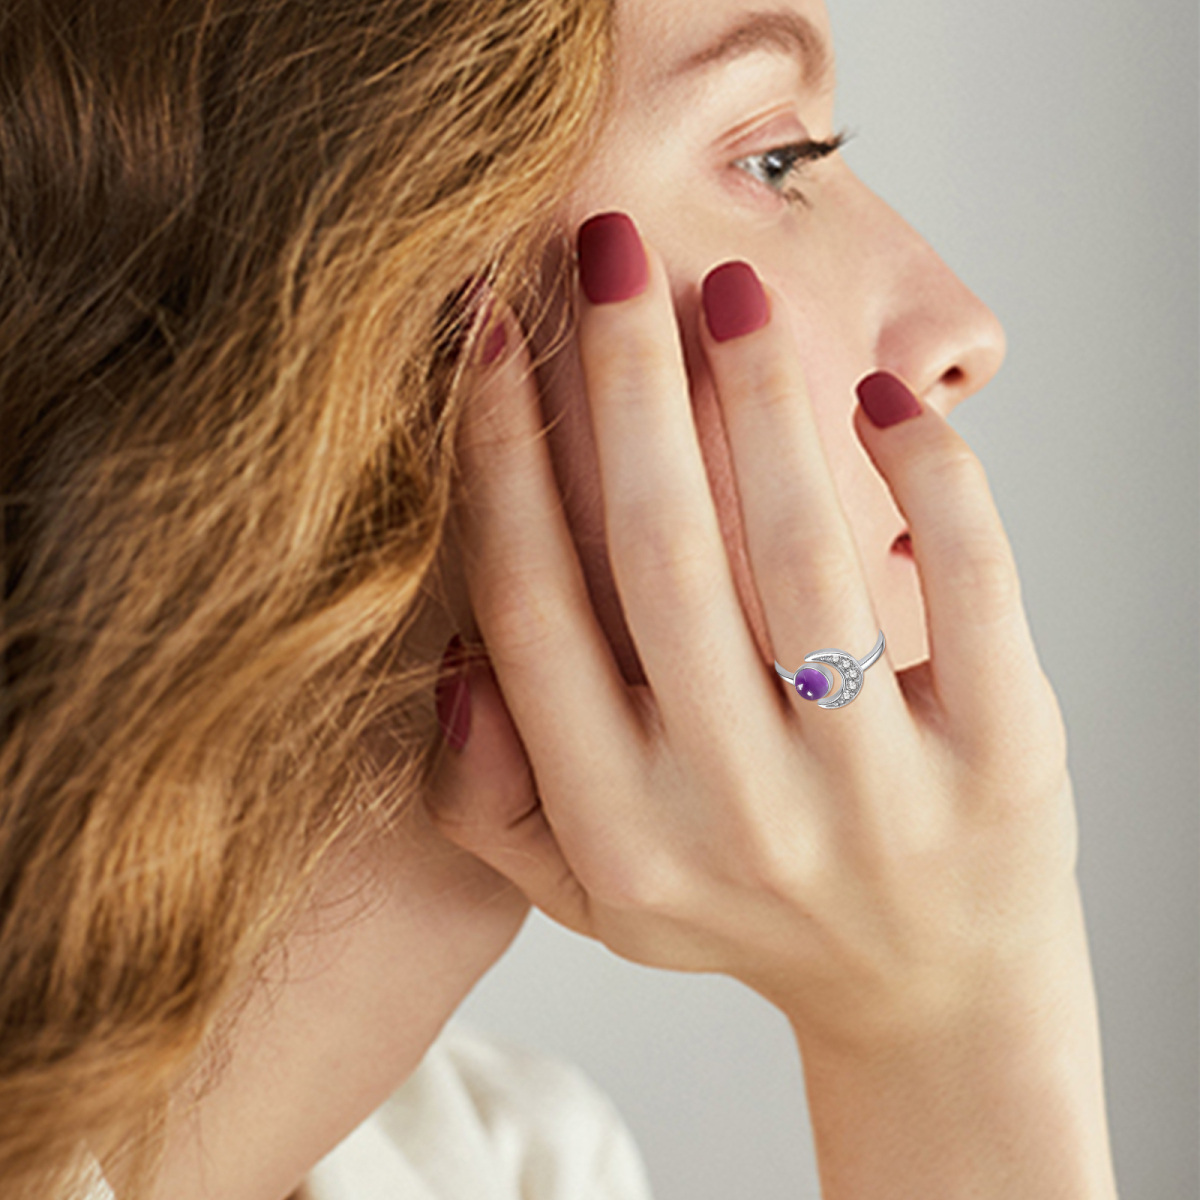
0;0;613;1195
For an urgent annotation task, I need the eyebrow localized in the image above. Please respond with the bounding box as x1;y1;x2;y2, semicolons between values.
664;9;833;92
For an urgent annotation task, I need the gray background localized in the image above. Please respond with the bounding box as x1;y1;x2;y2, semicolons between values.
457;1;1200;1197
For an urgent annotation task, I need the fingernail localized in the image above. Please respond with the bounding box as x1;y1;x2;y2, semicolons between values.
856;370;923;427
480;313;507;365
442;275;489;362
435;634;471;751
461;281;506;367
577;212;648;304
443;276;505;367
702;260;770;342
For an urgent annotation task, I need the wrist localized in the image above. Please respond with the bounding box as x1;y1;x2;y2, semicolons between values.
784;887;1119;1200
776;875;1094;1061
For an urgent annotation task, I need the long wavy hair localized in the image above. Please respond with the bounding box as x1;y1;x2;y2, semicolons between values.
0;0;612;1195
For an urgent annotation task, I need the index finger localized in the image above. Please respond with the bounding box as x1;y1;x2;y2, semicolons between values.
575;211;780;739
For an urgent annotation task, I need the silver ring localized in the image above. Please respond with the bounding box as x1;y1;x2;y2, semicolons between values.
774;630;885;710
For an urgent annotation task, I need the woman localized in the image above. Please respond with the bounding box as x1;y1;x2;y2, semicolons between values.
0;0;1120;1197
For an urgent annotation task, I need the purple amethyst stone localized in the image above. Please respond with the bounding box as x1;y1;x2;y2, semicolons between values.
794;667;830;702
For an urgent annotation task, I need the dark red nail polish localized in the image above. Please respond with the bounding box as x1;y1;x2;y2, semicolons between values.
435;634;471;750
577;212;648;304
856;371;923;427
441;276;487;362
702;260;769;342
480;316;506;365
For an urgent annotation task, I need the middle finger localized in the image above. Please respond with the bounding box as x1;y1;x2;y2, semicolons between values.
697;259;910;739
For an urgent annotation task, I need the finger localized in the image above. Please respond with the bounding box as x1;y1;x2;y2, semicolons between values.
425;645;591;935
851;372;1056;754
697;260;911;742
575;212;776;737
452;289;650;861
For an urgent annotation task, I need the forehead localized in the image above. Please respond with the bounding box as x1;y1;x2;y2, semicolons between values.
612;0;835;98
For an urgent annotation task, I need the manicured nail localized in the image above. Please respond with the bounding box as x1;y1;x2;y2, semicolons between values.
577;212;648;304
702;260;769;342
435;634;471;751
440;276;486;362
480;312;507;365
856;371;923;427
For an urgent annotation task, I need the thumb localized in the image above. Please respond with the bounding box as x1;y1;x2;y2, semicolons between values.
426;635;590;935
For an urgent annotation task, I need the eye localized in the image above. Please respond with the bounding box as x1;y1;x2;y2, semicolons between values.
733;128;851;208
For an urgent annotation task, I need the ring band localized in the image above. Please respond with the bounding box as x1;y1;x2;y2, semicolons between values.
775;630;885;710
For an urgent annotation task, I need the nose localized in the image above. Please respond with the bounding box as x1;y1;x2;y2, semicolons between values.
857;185;1007;417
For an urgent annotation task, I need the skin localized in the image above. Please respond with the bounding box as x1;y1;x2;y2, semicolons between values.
142;1;1110;1198
518;0;1006;685
144;799;529;1200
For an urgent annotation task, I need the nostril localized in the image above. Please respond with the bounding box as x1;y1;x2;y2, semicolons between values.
941;365;965;387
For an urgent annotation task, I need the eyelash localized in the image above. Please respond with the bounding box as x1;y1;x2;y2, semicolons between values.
734;128;851;208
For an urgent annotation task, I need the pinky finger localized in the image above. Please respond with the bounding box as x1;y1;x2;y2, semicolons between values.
852;373;1060;760
425;653;594;937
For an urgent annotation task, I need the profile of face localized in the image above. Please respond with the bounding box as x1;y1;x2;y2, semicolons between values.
517;0;1007;682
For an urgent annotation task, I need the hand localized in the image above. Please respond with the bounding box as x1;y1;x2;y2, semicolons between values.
428;211;1083;1056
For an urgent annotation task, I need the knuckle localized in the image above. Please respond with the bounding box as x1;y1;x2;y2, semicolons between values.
588;844;690;915
591;333;675;404
613;514;716;596
775;535;860;608
482;565;572;657
735;356;799;415
961;669;1070;793
494;770;541;831
925;442;988;493
702;773;820;897
1033;671;1071;765
738;818;818;900
940;542;1021;624
918;442;1022;623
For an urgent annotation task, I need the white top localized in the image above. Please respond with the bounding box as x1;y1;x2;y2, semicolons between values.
80;1022;655;1200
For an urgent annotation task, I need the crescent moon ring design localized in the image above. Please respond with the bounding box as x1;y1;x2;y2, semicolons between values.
774;630;886;710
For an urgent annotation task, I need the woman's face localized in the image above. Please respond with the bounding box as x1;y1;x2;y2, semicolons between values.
519;0;1007;681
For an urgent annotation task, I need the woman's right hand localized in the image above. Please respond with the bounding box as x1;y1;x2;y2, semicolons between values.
427;212;1084;1057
